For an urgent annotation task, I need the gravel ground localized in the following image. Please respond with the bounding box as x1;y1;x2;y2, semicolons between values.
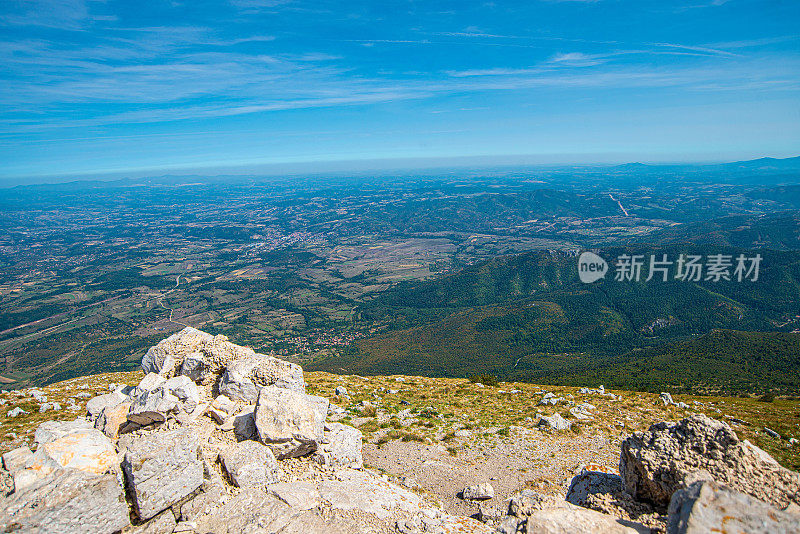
364;425;620;518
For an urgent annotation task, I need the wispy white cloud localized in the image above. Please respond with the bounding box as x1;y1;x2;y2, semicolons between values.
550;52;607;66
652;42;739;57
1;0;89;29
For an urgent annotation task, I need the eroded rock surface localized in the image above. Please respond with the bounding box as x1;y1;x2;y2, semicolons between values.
0;469;130;533
620;414;800;509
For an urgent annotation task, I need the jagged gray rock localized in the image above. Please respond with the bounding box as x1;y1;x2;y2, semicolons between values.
128;387;178;426
566;470;623;506
255;385;328;459
620;415;800;509
121;427;204;520
220;440;281;487
0;468;130;534
219;352;306;403
667;480;800;534
233;407;258;441
180;351;206;382
164;375;199;413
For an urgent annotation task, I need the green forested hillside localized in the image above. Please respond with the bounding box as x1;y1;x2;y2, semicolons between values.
308;246;800;394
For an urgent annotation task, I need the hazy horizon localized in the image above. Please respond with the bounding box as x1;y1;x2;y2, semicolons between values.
3;152;800;188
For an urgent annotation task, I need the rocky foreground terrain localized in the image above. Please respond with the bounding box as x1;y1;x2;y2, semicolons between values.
0;327;799;533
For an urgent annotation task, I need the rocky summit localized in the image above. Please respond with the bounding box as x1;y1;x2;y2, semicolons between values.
0;328;798;533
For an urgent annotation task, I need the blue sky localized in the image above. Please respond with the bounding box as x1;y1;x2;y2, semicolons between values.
1;0;799;182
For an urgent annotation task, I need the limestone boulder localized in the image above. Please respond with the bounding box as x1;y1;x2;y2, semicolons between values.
180;351;206;382
667;480;800;534
566;468;624;506
0;468;130;534
34;418;93;445
164;375;200;413
219;440;281;488
85;391;127;422
219;352;305;403
2;445;32;473
620;415;800;509
127;387;179;426
27;427;117;477
94;401;132;440
254;386;328;459
233;407;258;441
462;482;494;500
537;413;571;431
121;427;204;520
141;327;265;384
316;422;363;469
131;372;166;397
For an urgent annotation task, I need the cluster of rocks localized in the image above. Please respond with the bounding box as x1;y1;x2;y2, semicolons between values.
0;329;798;533
2;385;79;418
578;385;619;400
659;392;688;409
450;414;800;533
0;328;490;533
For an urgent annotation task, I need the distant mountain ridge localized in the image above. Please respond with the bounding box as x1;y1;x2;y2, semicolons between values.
307;245;800;394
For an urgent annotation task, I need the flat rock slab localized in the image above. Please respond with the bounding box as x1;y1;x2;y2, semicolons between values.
29;428;117;477
398;513;495;534
525;503;647;534
34;418;93;445
267;481;321;510
319;468;422;520
193;488;297;533
122;427;203;520
0;468;130;534
667;480;800;534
